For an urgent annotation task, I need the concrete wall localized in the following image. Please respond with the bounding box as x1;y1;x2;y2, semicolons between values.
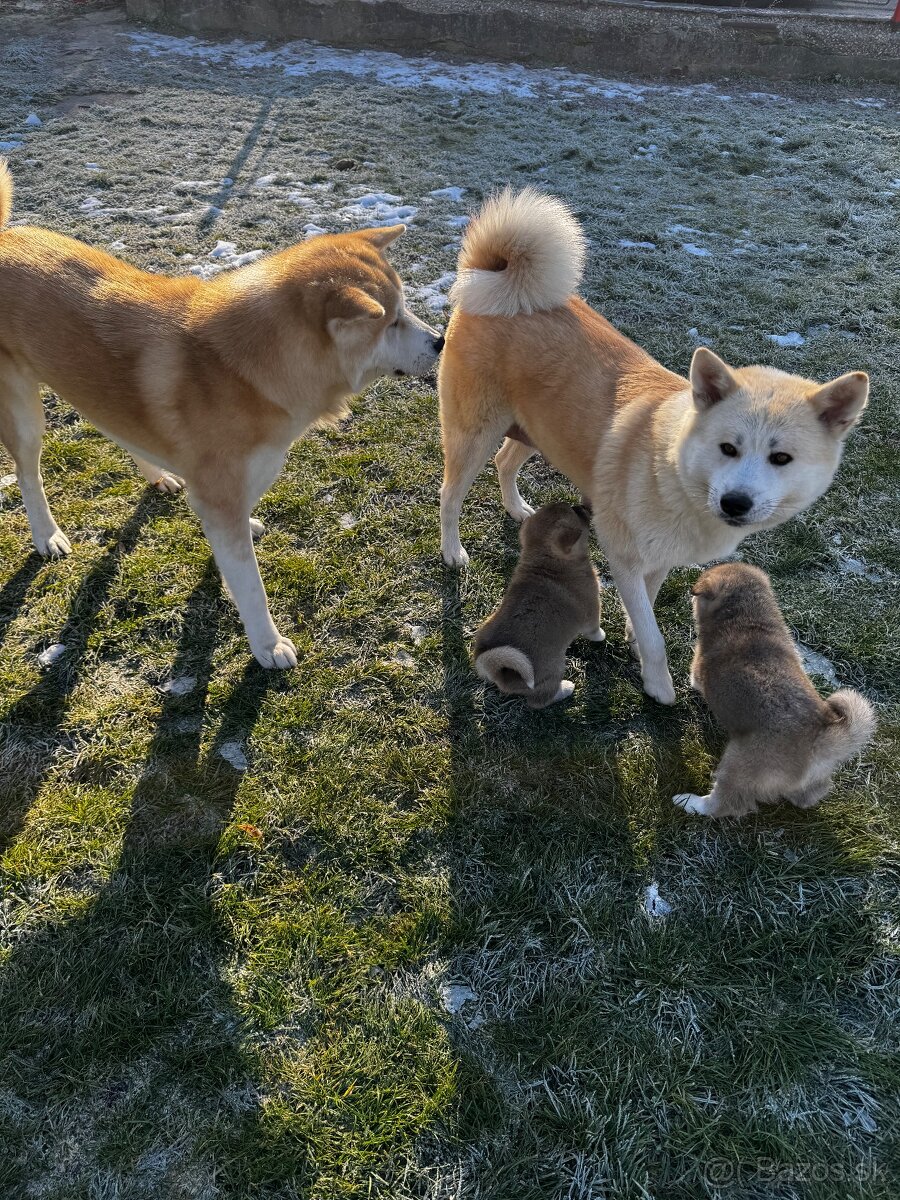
123;0;900;83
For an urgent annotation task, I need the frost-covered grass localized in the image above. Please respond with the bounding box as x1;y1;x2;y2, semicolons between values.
1;17;898;1200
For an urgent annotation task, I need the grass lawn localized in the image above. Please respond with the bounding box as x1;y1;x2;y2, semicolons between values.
0;13;898;1199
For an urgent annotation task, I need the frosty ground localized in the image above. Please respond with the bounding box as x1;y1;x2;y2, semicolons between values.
0;8;898;1198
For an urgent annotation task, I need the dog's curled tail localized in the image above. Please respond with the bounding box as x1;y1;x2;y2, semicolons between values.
816;689;877;771
0;158;12;231
475;645;536;693
450;187;586;317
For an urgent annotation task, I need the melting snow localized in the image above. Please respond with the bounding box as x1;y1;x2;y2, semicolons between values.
219;741;248;771
644;882;673;917
188;240;266;278
682;243;712;257
618;239;656;250
796;643;839;687
38;644;66;668
429;186;466;201
162;675;197;696
440;983;478;1014
336;191;417;227
767;331;805;348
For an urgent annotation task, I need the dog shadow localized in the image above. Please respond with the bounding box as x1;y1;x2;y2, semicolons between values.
0;562;292;1194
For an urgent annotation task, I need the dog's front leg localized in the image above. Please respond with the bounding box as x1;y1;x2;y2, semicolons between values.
608;559;675;704
194;501;296;669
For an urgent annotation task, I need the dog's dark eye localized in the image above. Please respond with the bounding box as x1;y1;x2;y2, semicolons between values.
720;443;739;457
769;452;793;466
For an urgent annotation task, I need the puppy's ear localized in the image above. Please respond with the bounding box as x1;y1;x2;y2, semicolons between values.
809;371;868;437
554;524;584;557
690;347;739;411
357;224;405;251
327;286;386;326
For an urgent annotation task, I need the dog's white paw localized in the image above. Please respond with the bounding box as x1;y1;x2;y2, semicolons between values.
249;518;265;540
552;680;575;703
254;636;298;670
154;472;184;495
643;670;676;705
506;500;535;523
36;528;72;558
584;626;606;642
442;542;470;568
673;792;714;816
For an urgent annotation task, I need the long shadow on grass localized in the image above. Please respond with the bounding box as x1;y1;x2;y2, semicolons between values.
0;564;291;1195
439;555;890;1196
0;552;45;650
0;494;158;847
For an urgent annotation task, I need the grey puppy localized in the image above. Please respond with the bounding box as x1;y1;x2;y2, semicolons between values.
473;503;605;708
674;562;876;818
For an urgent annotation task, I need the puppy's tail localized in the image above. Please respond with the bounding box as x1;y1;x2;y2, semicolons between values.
0;158;12;231
474;645;536;694
814;689;877;772
451;187;586;317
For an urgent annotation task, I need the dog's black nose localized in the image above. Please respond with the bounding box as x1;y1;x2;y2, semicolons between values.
432;335;445;354
720;491;753;518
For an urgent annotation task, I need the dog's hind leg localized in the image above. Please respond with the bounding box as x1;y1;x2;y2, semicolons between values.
0;368;70;557
785;776;832;810
495;436;536;523
132;454;184;495
440;412;510;568
674;740;765;818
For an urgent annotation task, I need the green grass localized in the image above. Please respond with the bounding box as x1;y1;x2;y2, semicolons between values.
1;15;899;1199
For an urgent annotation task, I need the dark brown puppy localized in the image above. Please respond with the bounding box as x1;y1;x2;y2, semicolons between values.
675;562;876;818
473;503;605;708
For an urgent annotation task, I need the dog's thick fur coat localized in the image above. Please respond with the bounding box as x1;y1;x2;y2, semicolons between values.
674;563;876;817
439;188;869;703
473;502;605;708
0;159;442;667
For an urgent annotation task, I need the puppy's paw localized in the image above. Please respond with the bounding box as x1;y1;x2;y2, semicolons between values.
254;636;298;670
673;792;715;816
36;528;72;558
249;518;265;540
584;626;606;642
442;542;470;569
506;500;535;523
553;680;576;703
154;472;184;495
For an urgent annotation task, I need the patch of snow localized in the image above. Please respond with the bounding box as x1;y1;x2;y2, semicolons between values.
162;675;197;696
127;31;775;107
336;191;417;227
767;331;805;348
218;741;248;771
286;191;316;206
173;178;218;192
682;243;712;257
303;223;327;238
405;623;426;644
339;513;357;530
409;271;456;312
25;113;42;127
188;240;266;278
796;643;838;687
254;174;278;188
838;553;885;584
79;195;105;211
38;644;66;668
0;472;17;489
0;142;23;153
429;186;466;201
439;983;477;1014
446;214;469;227
618;239;656;250
666;224;704;235
644;882;672;918
393;649;416;668
842;97;884;109
85;162;102;171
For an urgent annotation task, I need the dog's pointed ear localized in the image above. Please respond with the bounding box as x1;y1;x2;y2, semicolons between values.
358;224;405;250
809;371;868;437
554;524;583;557
327;286;386;325
690;347;739;410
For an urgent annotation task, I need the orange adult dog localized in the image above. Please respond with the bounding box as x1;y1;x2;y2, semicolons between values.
439;189;868;703
0;160;442;668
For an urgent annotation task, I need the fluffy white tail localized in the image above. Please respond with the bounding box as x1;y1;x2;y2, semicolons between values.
475;645;535;693
450;187;586;317
815;689;877;772
0;158;12;230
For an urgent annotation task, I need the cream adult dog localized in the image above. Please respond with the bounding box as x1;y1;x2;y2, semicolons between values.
0;160;442;668
439;188;869;703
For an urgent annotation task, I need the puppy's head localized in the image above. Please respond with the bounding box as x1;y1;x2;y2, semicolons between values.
520;501;591;559
691;561;774;626
679;347;868;532
298;225;444;393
